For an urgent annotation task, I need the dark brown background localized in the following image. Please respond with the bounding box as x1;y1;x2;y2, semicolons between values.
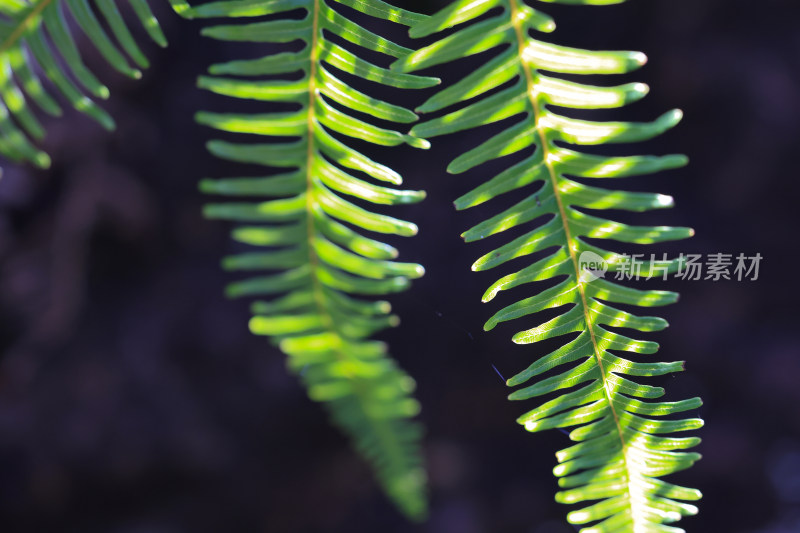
0;0;797;531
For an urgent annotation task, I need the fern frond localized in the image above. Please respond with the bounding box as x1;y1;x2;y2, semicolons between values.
190;0;437;520
0;0;186;168
396;0;702;531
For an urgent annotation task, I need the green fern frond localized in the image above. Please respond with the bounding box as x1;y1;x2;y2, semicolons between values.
190;0;437;520
0;0;185;168
395;0;702;531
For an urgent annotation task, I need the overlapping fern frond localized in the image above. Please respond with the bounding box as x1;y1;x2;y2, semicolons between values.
395;0;703;530
190;0;437;520
0;0;187;167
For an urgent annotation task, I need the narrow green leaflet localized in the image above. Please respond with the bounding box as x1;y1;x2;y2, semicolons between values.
0;0;188;167
396;0;702;531
191;0;437;520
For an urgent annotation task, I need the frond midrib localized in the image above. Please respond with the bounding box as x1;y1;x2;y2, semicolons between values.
302;0;417;510
0;0;53;55
506;0;640;526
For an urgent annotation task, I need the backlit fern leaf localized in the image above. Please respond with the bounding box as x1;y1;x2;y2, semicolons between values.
394;0;702;531
0;0;187;167
189;0;436;520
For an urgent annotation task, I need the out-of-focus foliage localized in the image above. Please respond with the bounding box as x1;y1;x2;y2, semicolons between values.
189;0;437;520
0;0;189;167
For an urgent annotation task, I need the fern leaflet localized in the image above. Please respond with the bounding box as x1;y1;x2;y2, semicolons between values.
0;0;187;167
190;0;436;520
395;0;703;531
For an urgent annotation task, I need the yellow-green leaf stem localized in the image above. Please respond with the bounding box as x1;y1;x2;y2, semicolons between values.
398;0;702;531
193;0;435;520
507;0;641;526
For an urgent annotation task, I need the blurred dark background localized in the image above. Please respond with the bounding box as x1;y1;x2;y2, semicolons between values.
0;0;797;532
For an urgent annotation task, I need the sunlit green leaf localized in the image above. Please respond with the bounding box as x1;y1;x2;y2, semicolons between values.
194;0;434;520
401;0;701;531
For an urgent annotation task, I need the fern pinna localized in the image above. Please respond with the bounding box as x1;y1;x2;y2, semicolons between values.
0;0;187;167
395;0;703;531
189;0;435;520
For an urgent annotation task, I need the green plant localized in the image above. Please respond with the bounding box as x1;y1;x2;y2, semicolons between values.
0;0;190;167
0;0;703;531
189;0;436;520
394;0;702;531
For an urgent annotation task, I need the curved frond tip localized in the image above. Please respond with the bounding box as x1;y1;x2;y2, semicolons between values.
400;0;702;531
192;0;435;520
